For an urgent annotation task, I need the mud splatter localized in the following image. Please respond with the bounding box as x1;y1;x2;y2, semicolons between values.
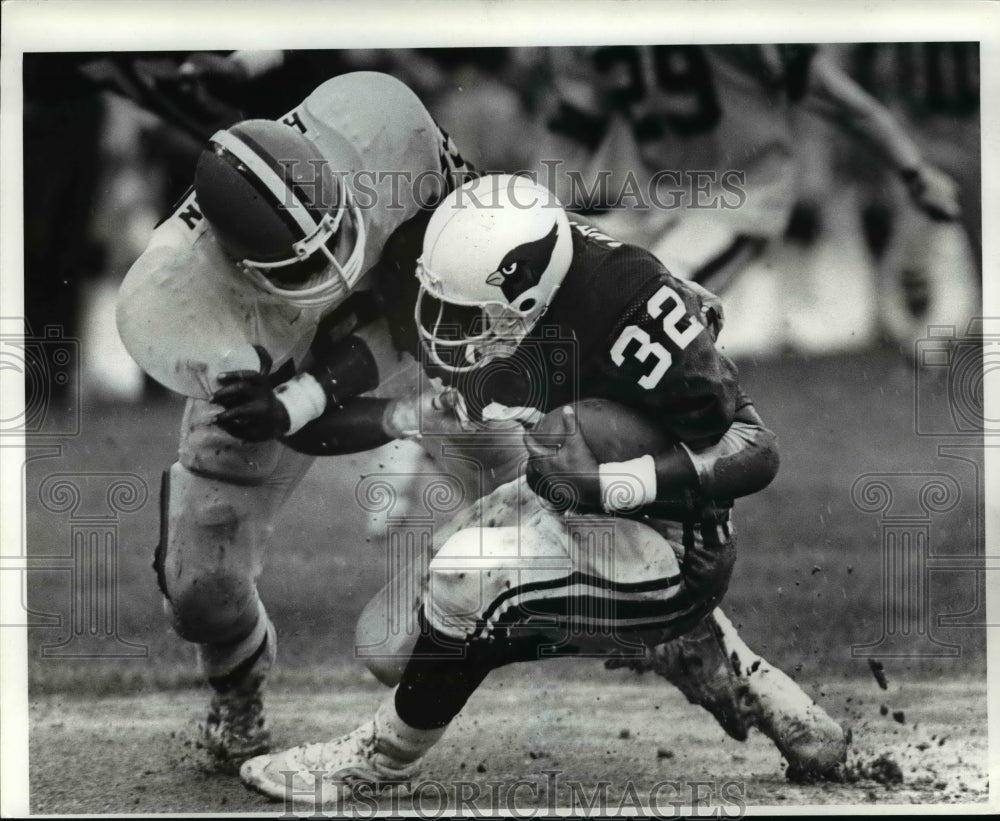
868;659;888;690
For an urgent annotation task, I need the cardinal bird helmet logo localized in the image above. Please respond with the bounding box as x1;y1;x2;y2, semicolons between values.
414;175;573;373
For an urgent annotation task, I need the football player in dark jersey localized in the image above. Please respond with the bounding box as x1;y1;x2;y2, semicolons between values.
213;175;846;806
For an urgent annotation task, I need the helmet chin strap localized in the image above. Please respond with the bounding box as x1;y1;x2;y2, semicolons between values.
241;186;368;311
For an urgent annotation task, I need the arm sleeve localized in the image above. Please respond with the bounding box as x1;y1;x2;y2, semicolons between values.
283;397;394;455
301;292;385;404
367;211;431;359
645;386;777;510
679;391;780;501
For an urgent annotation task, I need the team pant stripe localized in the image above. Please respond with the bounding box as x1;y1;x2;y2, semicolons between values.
211;129;320;237
480;586;705;638
474;569;683;631
467;573;688;640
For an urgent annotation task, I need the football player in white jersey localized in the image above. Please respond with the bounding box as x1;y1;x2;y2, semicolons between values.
117;71;473;769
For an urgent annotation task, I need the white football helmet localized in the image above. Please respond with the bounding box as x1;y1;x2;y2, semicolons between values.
195;119;367;311
415;174;572;373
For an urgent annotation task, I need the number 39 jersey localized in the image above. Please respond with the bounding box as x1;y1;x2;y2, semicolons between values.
377;217;740;448
532;44;816;239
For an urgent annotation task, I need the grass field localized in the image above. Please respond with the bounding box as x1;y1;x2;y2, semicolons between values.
21;345;992;812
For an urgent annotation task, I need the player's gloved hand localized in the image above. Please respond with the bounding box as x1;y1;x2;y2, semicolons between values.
901;162;961;222
382;389;471;440
211;370;291;442
524;405;601;510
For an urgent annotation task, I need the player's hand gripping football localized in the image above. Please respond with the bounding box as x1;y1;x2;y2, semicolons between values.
211;357;290;443
523;404;602;510
902;162;961;222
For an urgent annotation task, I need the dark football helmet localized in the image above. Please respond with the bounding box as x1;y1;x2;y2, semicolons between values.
194;118;366;310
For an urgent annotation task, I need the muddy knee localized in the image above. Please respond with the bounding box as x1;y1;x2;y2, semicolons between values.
156;465;268;645
167;571;261;645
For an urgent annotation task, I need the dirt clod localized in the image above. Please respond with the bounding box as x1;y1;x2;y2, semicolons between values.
868;659;888;690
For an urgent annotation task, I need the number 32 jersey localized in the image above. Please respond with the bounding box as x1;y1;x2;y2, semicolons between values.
379;218;741;449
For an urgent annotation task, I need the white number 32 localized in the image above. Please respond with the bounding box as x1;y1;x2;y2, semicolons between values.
610;285;705;389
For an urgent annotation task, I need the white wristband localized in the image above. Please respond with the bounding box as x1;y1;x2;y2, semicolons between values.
599;455;657;513
274;373;328;435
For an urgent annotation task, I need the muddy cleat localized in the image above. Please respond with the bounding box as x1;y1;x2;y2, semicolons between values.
197;622;277;771
736;661;848;778
644;609;848;777
240;697;445;808
198;673;271;771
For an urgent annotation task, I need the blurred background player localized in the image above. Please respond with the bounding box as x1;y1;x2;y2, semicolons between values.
508;45;978;353
115;71;472;770
211;176;847;804
434;45;968;355
535;46;960;278
837;42;980;353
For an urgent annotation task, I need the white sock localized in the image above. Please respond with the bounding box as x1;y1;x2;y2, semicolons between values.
374;695;447;765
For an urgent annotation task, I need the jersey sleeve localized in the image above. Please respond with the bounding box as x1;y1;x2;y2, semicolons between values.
367;210;432;359
116;240;268;398
116;197;319;398
598;251;739;447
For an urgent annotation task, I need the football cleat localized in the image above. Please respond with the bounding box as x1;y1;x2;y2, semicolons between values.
241;722;416;807
241;699;445;808
197;622;276;771
198;672;271;772
640;609;848;777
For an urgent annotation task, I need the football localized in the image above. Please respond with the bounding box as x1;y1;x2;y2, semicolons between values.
533;398;673;463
